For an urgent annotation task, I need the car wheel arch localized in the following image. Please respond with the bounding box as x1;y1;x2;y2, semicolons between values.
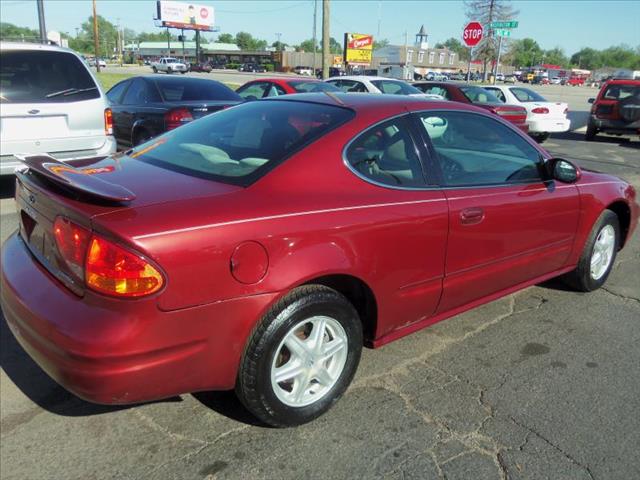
607;200;632;248
131;123;152;146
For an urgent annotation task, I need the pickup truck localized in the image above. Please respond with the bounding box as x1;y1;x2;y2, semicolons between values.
151;57;188;74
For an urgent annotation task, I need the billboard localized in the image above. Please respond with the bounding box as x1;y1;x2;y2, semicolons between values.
344;33;373;65
157;1;214;31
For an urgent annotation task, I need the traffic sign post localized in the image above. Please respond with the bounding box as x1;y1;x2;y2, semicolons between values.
490;20;518;84
462;22;483;81
494;29;511;37
490;21;518;29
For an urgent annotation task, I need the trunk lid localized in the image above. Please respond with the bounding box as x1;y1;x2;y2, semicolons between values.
14;153;242;295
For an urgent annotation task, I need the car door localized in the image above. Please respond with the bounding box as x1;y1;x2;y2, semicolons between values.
106;79;131;147
413;109;580;313
343;114;448;336
119;78;153;147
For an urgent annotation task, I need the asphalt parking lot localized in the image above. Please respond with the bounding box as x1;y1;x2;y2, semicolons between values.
1;85;639;480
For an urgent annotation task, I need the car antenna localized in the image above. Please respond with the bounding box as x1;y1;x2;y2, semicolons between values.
323;91;346;106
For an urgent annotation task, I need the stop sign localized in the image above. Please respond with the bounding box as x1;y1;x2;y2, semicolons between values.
463;22;483;47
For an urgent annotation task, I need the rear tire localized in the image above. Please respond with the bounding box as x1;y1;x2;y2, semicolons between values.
562;210;620;292
585;121;597;141
236;285;363;427
532;132;550;143
133;129;152;146
152;66;157;73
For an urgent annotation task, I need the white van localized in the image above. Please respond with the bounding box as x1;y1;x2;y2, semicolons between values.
0;42;117;175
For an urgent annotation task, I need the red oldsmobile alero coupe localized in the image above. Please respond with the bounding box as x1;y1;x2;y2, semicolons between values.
1;93;638;426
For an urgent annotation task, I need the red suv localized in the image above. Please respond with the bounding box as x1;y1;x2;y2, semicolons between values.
586;79;640;140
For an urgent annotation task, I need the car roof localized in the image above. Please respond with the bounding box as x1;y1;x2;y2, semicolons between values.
327;75;405;82
603;79;640;86
141;75;223;84
247;77;321;84
0;41;79;55
265;92;488;115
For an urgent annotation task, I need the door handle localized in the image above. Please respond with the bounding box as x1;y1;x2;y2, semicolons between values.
460;207;485;225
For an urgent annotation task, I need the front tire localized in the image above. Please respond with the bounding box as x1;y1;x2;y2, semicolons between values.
562;210;620;292
585;121;597;141
236;285;363;427
532;132;550;143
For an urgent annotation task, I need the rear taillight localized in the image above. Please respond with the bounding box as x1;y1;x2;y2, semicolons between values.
54;217;91;279
531;107;549;114
53;216;164;297
164;107;193;130
104;108;113;135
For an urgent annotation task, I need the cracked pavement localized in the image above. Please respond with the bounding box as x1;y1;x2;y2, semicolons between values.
1;87;639;479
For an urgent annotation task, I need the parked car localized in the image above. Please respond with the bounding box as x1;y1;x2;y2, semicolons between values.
503;74;517;84
88;57;107;68
188;62;212;73
151;57;188;74
412;81;529;131
239;63;267;73
550;77;562;85
0;42;116;176
483;85;570;142
105;75;243;148
316;67;345;79
495;73;505;82
3;94;637;427
532;75;550;85
586;79;640;141
236;77;340;100
567;76;586;86
449;73;466;81
294;66;314;76
326;76;444;99
209;60;227;70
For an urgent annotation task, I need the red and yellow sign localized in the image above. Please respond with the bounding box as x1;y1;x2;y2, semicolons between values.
344;33;374;65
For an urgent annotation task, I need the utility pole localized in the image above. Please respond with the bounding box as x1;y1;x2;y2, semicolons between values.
92;0;100;72
312;0;318;74
275;32;282;49
322;0;330;79
37;0;47;43
377;1;381;39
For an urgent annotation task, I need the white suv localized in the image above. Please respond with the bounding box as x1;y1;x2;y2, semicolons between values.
0;42;117;176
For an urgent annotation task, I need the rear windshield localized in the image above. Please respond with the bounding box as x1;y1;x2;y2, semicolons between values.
154;78;242;102
0;50;100;104
509;87;546;102
370;80;423;95
602;84;640;100
288;81;340;93
460;86;502;104
132;100;354;186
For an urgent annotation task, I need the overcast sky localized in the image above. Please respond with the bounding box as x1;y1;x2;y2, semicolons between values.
3;0;639;54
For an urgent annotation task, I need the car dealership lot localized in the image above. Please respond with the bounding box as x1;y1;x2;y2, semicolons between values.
1;101;639;480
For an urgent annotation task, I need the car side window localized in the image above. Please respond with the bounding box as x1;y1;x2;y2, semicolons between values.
334;80;367;93
345;117;426;187
236;82;269;100
274;84;287;95
106;80;130;105
122;79;153;105
417;111;543;187
486;88;506;102
424;85;450;99
265;84;286;97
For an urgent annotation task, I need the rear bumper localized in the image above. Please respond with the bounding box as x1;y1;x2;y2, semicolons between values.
1;233;279;404
0;136;117;176
591;116;640;135
527;117;571;133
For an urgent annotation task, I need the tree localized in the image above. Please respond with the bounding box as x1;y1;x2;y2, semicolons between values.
297;38;318;52
217;33;235;44
329;37;342;54
435;37;470;61
465;0;518;77
272;40;288;51
136;31;179;43
235;31;267;50
598;45;640;69
504;38;542;67
570;47;602;70
543;47;568;67
0;22;39;42
373;38;390;50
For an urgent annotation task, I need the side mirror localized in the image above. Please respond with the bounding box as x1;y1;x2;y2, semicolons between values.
588;98;595;104
546;158;580;183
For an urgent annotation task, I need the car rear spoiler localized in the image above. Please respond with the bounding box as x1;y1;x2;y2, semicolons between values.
15;154;136;203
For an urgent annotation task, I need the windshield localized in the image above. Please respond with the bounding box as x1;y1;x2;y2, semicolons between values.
154;78;242;102
370;80;423;95
288;81;340;93
509;87;547;102
132;100;354;186
460;86;502;104
165;58;178;63
0;50;100;104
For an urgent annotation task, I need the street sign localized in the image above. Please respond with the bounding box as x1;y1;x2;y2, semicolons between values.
490;21;518;28
462;22;483;47
494;29;512;37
